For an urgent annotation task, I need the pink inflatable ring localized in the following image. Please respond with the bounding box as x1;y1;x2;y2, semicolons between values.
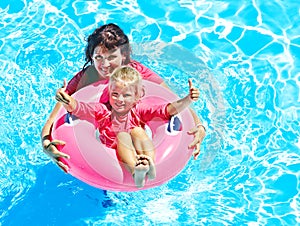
51;80;194;191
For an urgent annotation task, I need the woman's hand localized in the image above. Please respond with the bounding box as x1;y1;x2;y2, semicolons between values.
188;124;206;160
187;79;204;159
42;137;70;173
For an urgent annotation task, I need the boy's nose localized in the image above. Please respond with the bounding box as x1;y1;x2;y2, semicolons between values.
117;95;124;101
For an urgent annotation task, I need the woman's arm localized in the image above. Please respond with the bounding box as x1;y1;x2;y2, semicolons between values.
187;108;206;159
41;102;62;148
41;80;72;173
164;79;206;159
40;102;70;172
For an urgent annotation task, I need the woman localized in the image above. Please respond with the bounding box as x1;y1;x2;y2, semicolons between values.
41;23;206;173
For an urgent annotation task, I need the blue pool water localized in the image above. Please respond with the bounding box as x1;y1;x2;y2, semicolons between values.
1;0;299;225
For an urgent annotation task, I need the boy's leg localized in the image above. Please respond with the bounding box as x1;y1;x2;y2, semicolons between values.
116;132;137;175
130;127;156;180
116;132;149;188
130;127;155;159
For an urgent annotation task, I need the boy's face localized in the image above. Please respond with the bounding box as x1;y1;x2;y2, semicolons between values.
109;81;137;115
93;47;126;78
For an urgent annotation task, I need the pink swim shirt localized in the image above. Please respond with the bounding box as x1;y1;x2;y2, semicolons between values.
71;100;171;148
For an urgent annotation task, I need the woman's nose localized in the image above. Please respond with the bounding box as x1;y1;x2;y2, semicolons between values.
103;58;110;67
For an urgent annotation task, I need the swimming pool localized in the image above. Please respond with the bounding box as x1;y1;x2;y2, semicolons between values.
1;0;299;225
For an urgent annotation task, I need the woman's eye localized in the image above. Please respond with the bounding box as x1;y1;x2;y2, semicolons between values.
94;55;102;60
107;56;116;61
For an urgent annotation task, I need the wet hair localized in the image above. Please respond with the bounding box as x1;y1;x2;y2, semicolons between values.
83;23;131;70
109;66;143;100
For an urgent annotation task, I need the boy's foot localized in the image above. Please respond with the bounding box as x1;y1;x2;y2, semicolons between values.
133;157;149;188
137;154;156;180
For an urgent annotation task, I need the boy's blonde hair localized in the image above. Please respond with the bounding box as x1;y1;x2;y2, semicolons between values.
109;66;143;100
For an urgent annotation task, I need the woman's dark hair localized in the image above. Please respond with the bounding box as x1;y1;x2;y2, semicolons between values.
83;23;131;70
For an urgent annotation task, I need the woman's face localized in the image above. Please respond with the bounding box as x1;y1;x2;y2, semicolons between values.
92;46;126;78
109;81;137;115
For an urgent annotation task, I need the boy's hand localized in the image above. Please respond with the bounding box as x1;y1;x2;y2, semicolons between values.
55;79;70;104
188;79;199;101
55;79;76;111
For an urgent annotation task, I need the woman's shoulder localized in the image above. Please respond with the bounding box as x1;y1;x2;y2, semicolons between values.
66;65;99;95
128;60;143;69
128;60;163;84
74;65;98;77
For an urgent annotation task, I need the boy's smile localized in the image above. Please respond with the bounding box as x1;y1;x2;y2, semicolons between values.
109;82;137;114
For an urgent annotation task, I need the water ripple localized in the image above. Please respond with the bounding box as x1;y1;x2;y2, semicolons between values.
0;0;299;225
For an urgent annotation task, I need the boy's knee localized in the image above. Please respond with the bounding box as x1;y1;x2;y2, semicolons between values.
117;132;131;140
131;127;147;138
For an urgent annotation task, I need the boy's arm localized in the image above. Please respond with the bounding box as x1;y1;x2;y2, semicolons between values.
167;79;199;116
56;80;104;122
